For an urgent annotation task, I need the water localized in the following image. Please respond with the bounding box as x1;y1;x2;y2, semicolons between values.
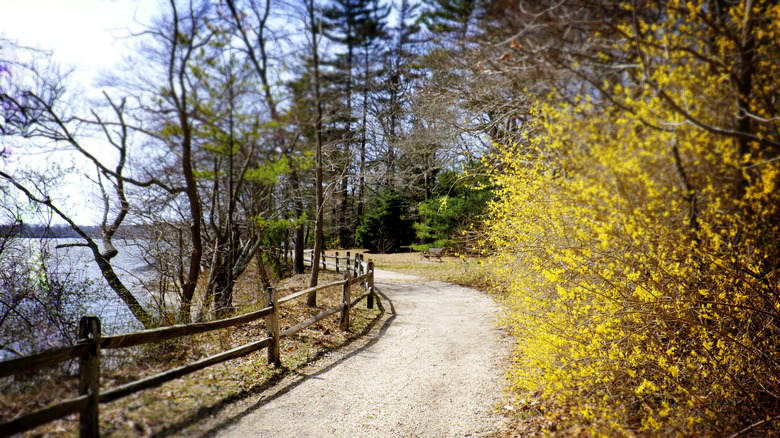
59;239;153;328
10;238;152;335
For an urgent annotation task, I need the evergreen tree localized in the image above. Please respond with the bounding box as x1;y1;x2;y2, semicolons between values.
355;189;414;253
377;0;422;189
420;0;476;41
322;0;370;247
322;0;389;247
355;0;390;220
412;164;492;252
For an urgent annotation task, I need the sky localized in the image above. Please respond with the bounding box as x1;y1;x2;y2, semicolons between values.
1;0;161;225
1;0;158;77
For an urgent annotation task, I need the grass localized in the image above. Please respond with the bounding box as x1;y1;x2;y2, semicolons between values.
322;249;492;291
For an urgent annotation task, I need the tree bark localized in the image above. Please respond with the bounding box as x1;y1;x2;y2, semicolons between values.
308;0;325;305
168;0;204;324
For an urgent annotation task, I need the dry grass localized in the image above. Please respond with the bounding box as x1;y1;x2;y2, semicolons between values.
323;249;492;291
1;267;382;437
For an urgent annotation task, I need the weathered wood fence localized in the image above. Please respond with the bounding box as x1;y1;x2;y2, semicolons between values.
0;256;375;437
306;250;367;276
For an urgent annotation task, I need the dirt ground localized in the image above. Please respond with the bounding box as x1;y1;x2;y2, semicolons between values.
195;268;512;437
2;255;515;437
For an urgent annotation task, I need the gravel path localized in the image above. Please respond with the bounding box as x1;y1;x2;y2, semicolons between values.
214;269;509;437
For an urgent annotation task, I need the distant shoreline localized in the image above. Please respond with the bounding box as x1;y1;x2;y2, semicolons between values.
0;224;101;239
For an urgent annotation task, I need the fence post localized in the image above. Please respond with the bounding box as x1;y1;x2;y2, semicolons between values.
341;271;351;331
335;251;339;274
353;253;359;276
78;316;101;438
363;254;369;289
266;287;281;367
367;260;374;309
310;250;314;267
322;251;326;270
346;252;351;275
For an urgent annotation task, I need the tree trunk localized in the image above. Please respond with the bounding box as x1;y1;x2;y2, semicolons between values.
256;246;273;291
308;0;325;306
214;229;240;318
294;225;305;274
358;45;370;220
94;251;155;328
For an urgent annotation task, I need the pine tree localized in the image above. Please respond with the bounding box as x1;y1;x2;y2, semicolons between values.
355;0;390;219
321;0;388;247
380;0;422;188
420;0;476;41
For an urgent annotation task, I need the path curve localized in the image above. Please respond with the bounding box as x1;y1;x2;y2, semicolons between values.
215;269;509;437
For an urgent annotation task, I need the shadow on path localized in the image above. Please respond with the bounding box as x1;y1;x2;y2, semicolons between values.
151;287;397;438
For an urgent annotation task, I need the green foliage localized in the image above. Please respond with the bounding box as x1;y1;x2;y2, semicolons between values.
244;158;291;185
192;168;215;180
160;121;183;138
413;196;466;251
412;166;491;252
324;234;343;251
355;190;414;253
255;215;306;278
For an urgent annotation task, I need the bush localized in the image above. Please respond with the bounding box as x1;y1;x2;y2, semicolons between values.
355;190;414;253
485;2;780;435
412;167;492;253
0;234;105;360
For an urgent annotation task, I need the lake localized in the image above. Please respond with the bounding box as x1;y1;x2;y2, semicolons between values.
6;238;153;336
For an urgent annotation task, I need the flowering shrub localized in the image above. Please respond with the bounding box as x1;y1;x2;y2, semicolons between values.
486;1;780;435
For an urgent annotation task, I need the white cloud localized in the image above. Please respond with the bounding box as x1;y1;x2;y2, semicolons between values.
1;0;159;78
1;0;161;225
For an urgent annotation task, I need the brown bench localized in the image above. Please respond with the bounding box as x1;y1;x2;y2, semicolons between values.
422;248;443;261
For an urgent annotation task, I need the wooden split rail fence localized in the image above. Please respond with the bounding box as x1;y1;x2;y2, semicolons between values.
305;249;367;276
0;256;376;437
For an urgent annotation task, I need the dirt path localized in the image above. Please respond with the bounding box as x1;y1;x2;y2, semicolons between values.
212;269;510;437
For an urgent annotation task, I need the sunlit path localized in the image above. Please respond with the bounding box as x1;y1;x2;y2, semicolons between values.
213;269;509;437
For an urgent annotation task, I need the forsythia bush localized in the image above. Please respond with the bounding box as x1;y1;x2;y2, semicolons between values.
487;1;780;435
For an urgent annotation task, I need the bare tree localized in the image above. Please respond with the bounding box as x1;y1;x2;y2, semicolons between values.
301;0;326;302
222;0;310;276
0;51;158;327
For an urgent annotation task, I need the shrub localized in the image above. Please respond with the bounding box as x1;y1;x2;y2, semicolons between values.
412;167;492;253
355;190;414;253
486;1;780;435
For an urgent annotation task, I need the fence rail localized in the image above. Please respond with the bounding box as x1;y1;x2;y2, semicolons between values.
0;255;375;437
305;249;367;276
